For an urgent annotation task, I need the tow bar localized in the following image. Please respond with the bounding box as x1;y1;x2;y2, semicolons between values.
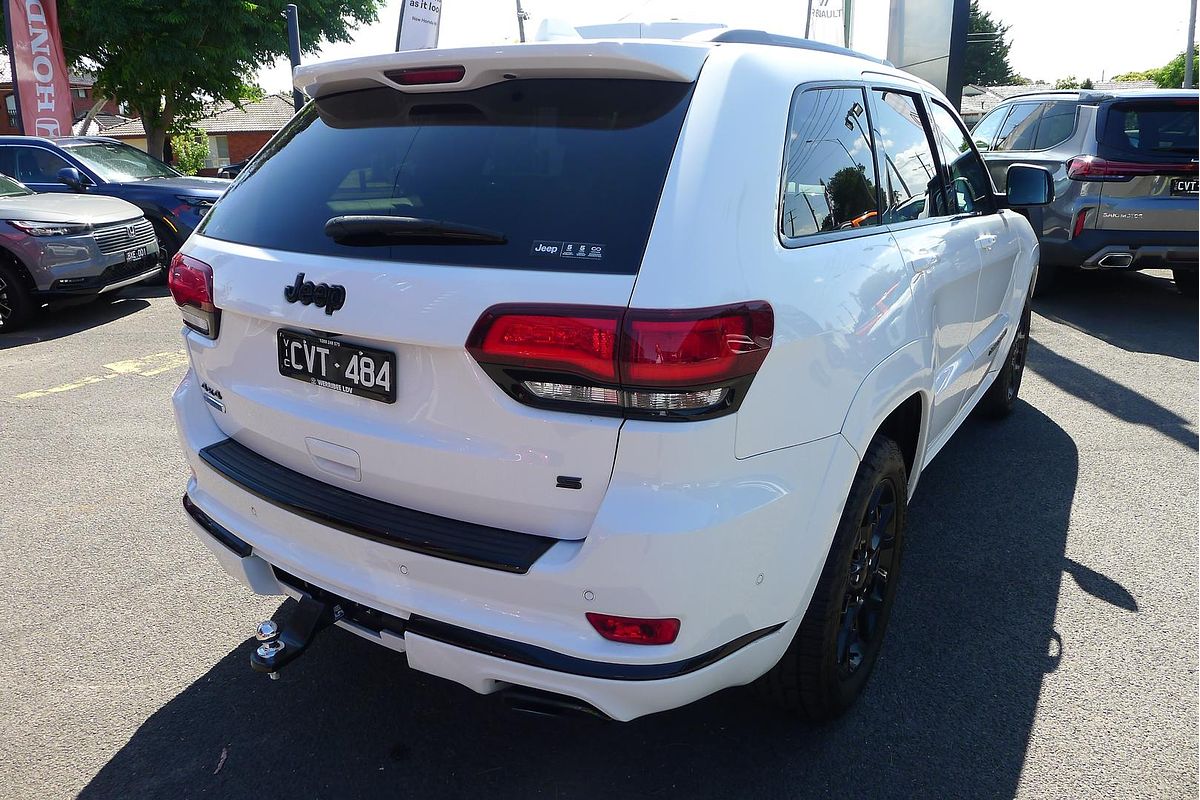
250;595;344;679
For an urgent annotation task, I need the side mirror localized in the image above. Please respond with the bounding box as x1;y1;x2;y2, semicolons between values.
1006;164;1054;206
57;166;85;191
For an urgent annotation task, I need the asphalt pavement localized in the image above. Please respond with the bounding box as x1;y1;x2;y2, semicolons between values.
0;270;1196;800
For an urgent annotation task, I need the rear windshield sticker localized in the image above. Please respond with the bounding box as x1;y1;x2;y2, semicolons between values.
531;240;605;261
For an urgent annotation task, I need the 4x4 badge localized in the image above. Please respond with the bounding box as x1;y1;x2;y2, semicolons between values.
284;273;346;315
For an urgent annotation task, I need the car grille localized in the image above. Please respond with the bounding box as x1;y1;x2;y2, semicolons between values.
93;218;156;256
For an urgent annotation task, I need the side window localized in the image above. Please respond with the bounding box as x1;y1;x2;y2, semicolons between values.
780;86;880;239
994;102;1043;152
0;147;15;181
1032;101;1079;149
970;106;1008;151
11;146;70;184
928;101;997;216
870;88;945;224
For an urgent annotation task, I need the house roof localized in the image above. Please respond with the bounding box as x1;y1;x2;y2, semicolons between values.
0;61;95;87
71;113;135;136
960;80;1159;118
103;93;297;138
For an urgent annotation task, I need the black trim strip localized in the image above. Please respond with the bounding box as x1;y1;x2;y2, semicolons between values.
183;494;252;557
405;614;786;682
198;439;556;574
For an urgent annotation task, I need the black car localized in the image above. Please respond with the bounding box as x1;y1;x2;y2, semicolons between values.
0;136;227;275
217;159;249;179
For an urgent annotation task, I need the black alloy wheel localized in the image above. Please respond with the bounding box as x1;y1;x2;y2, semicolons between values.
0;261;33;331
836;479;899;678
979;299;1032;419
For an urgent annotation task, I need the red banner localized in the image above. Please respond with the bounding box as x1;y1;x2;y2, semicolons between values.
5;0;73;137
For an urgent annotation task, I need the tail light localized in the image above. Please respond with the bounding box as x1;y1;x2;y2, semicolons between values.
1067;156;1198;182
466;302;773;421
386;65;466;85
168;252;220;338
586;613;681;645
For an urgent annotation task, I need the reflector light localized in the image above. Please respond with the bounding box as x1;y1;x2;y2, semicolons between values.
1067;155;1198;181
586;613;681;645
168;252;220;338
389;65;467;85
1073;209;1089;238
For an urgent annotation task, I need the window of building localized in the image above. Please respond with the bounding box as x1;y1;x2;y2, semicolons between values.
74;88;88;99
780;86;880;239
204;135;230;168
5;95;15;128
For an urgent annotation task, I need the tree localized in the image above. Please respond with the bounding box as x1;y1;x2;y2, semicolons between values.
1114;53;1200;87
964;0;1018;86
1055;76;1080;89
2;1;382;159
171;127;209;175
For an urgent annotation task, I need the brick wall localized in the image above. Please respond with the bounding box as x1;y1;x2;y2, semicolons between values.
0;86;120;135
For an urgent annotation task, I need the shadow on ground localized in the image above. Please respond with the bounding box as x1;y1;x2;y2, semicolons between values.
80;399;1088;800
0;285;167;350
1034;268;1197;361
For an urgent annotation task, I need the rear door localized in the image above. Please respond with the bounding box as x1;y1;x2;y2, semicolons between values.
184;78;694;540
1093;96;1199;233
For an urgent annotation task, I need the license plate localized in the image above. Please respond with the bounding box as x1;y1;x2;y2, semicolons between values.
125;246;148;262
1170;178;1198;195
277;329;396;404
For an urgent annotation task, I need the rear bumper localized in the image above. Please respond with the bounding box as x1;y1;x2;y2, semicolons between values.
1041;228;1198;270
172;366;859;720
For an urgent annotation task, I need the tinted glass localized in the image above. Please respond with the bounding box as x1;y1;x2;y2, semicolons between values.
781;87;879;238
929;101;996;215
870;89;944;223
0;174;30;197
0;146;70;184
1032;101;1079;149
61;141;178;180
994;102;1042;151
1099;99;1199;157
970;106;1007;151
199;80;693;274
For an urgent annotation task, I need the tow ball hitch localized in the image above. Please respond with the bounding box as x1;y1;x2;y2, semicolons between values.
250;595;343;679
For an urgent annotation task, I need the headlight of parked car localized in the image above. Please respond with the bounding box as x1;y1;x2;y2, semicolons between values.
9;220;93;237
175;195;216;209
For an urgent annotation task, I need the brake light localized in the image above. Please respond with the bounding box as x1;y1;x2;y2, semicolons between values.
168;252;220;338
586;613;681;645
466;302;773;420
388;65;466;86
1067;155;1198;181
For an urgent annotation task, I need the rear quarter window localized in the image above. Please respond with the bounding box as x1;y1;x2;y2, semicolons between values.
1098;99;1199;159
198;80;694;274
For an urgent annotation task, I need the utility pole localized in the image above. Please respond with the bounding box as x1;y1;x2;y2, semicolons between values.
286;4;303;111
1186;0;1197;88
515;0;529;42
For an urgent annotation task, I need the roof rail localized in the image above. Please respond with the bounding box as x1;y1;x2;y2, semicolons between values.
698;28;893;67
1002;88;1115;103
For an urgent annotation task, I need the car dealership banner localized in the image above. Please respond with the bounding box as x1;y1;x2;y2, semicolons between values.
4;0;73;137
395;0;443;51
806;0;848;48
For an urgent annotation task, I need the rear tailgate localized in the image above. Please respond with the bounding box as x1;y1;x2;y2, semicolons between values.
1094;96;1198;232
182;55;701;540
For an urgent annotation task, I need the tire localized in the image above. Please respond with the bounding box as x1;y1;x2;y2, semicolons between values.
142;219;177;286
1032;263;1058;297
977;299;1032;419
0;260;35;332
1172;269;1197;297
756;435;908;721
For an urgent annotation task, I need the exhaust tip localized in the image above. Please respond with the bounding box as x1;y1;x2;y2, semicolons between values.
503;687;611;721
1097;252;1134;268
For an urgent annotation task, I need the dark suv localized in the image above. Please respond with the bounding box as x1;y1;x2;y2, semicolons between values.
972;89;1197;294
0;136;227;276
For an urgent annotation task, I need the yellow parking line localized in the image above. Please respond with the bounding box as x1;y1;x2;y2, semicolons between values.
14;350;188;400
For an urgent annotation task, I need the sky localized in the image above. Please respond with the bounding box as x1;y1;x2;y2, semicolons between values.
256;0;1196;93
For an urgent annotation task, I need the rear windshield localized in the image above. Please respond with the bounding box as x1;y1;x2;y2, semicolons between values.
198;79;693;274
1098;98;1199;159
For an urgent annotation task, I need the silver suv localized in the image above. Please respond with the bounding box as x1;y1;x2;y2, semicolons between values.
972;89;1198;294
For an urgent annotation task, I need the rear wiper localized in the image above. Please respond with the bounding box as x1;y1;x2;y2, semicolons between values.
324;215;507;246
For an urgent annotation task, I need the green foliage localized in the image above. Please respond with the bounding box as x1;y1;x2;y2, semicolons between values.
964;0;1018;86
1113;52;1199;88
171;127;209;175
1;1;382;157
1054;76;1081;89
1080;78;1094;89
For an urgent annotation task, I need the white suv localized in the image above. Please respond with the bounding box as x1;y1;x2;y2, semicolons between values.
170;31;1050;722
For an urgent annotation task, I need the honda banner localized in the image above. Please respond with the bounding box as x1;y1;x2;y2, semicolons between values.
5;0;73;137
395;0;442;51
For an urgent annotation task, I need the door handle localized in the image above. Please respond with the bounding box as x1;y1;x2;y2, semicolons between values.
975;234;998;251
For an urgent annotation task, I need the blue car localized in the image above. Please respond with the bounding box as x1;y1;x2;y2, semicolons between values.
0;136;228;277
